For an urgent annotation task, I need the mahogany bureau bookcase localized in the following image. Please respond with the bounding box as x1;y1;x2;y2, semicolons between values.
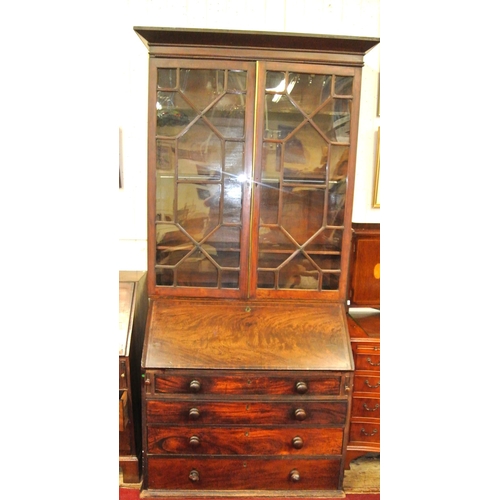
133;27;379;499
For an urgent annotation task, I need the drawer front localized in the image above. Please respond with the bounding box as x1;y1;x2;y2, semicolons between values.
353;374;380;394
146;400;348;426
151;372;341;396
147;426;344;456
147;456;341;490
354;352;380;371
348;422;380;444
351;396;380;418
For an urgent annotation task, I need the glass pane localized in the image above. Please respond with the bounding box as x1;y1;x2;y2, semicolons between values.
223;177;243;223
264;94;304;139
158;68;177;89
227;70;247;91
206;226;241;267
224;141;244;176
289;73;331;115
156;91;196;137
178;120;222;177
262;142;280;180
283;124;328;182
156;139;175;172
180;69;224;111
332;99;351;143
206;94;245;139
327;181;346;226
281;188;324;244
220;270;239;288
156;172;174;221
279;256;319;290
330;146;349;181
178;183;220;241
334;76;353;96
177;249;218;287
259;184;280;224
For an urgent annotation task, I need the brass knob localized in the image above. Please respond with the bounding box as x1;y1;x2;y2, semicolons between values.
295;381;308;394
294;408;307;421
190;380;201;392
289;469;300;482
120;373;126;378
144;378;151;385
189;469;200;482
189;435;201;448
189;408;200;420
292;436;304;449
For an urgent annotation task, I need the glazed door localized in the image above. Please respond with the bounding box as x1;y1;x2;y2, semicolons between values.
149;59;256;298
251;62;361;301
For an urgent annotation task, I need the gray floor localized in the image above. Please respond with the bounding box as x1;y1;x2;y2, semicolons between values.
343;453;380;493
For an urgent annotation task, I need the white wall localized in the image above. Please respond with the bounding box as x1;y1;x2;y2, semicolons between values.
117;0;380;271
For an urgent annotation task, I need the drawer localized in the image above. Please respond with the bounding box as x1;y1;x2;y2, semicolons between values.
146;400;348;426
147;456;342;490
119;390;129;432
147;426;344;456
351;396;380;418
353;352;380;371
348;422;380;444
353;374;380;394
150;371;341;396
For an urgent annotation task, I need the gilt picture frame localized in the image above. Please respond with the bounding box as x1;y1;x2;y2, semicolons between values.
373;127;380;208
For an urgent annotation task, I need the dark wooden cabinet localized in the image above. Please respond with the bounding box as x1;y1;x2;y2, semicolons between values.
134;27;379;498
119;271;148;483
345;223;380;468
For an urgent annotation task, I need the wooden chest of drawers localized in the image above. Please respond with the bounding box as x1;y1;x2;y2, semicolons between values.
119;271;148;482
141;299;354;498
345;310;380;467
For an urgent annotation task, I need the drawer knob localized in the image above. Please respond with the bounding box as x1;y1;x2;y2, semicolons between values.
189;469;200;482
190;380;202;392
292;436;304;449
289;469;300;482
189;408;200;420
189;435;201;448
144;378;151;385
295;381;308;394
294;408;307;421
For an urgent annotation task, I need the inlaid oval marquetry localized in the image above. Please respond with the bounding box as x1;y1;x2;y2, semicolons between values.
373;263;380;280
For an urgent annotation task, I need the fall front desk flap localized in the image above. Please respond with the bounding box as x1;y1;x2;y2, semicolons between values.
143;299;354;371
